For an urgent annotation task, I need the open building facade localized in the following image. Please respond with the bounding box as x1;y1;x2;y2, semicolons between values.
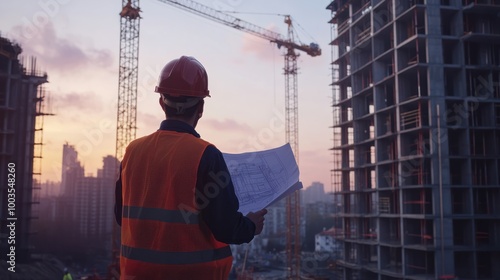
327;0;500;279
0;36;49;261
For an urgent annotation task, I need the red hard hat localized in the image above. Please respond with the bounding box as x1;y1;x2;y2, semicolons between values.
154;56;210;98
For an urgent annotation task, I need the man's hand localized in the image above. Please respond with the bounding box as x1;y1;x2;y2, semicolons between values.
246;209;268;235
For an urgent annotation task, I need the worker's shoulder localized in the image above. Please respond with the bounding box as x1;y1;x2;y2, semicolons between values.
124;131;164;152
126;131;217;151
201;143;226;163
126;132;155;147
194;136;214;147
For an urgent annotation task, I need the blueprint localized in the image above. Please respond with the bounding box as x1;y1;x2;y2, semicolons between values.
222;143;302;215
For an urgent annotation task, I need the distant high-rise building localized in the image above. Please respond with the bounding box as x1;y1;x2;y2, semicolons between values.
69;153;118;251
76;176;100;238
305;199;336;219
40;180;61;197
59;143;84;227
61;143;83;197
263;199;287;238
97;155;119;247
327;0;500;279
0;36;50;261
99;155;119;180
302;181;329;204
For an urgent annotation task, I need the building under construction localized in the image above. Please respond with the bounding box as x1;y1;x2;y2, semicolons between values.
0;36;49;262
327;0;500;279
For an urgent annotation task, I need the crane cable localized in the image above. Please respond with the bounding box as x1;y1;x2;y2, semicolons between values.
290;15;319;45
219;11;319;46
219;10;282;106
217;10;287;17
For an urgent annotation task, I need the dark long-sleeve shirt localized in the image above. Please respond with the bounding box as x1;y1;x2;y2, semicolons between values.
114;119;255;244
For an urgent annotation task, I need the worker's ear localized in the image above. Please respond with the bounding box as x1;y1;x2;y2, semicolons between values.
159;97;166;112
197;100;204;118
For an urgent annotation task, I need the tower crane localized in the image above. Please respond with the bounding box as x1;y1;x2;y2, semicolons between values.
110;0;320;279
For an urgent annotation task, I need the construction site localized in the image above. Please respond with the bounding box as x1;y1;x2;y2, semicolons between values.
328;0;500;279
1;0;500;279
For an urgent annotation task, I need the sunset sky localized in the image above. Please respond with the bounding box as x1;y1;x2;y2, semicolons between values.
1;0;334;191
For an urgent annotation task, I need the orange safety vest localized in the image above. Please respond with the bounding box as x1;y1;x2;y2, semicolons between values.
120;130;233;280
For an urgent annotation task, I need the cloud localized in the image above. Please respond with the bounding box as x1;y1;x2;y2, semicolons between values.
51;91;103;114
202;118;254;134
299;149;331;189
137;111;163;133
301;149;330;161
10;22;113;73
240;24;281;61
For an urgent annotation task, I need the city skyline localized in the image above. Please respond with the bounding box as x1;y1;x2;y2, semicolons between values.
43;142;330;197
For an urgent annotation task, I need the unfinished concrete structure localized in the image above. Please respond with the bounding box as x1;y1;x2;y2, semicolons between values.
327;0;500;279
0;36;49;261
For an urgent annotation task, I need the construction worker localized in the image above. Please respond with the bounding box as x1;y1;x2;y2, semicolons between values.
62;268;73;280
115;56;267;280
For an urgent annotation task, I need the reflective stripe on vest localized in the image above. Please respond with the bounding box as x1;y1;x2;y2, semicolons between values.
122;205;199;224
121;244;232;265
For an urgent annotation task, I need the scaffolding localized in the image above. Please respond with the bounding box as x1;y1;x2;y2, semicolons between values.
0;38;50;261
328;0;500;278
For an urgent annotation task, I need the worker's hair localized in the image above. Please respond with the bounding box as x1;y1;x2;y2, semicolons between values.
161;95;203;119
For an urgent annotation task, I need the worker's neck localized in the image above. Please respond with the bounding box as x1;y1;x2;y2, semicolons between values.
166;116;198;128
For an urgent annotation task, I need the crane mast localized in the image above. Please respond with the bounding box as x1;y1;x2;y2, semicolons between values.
284;16;301;279
109;1;141;279
116;0;141;161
